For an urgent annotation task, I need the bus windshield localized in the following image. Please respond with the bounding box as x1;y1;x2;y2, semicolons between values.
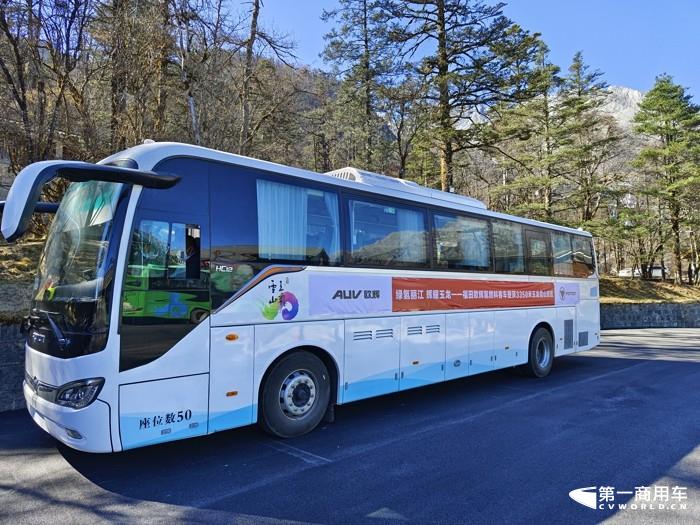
30;180;129;357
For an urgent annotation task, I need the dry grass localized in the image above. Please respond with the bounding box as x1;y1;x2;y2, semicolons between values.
0;240;43;284
600;276;700;304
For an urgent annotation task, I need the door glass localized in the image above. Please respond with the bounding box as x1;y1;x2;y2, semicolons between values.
121;219;209;371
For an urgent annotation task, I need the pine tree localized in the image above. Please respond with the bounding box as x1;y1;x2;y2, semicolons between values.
558;52;622;227
484;41;565;221
322;0;392;170
384;0;541;191
633;75;700;283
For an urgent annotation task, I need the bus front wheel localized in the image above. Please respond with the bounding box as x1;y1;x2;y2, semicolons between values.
521;327;554;378
259;351;331;438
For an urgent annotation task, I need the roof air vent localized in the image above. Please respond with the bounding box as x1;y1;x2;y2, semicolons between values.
323;166;487;210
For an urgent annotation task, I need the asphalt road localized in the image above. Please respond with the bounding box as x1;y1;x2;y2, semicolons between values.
1;328;699;525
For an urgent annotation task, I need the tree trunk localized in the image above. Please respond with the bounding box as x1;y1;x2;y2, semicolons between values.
670;202;682;284
110;0;128;150
153;0;171;139
361;0;372;168
436;0;452;191
239;0;260;156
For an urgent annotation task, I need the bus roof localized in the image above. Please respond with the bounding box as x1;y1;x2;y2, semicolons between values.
102;141;592;238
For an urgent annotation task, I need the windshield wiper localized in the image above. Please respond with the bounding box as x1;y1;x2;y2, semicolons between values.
30;309;71;351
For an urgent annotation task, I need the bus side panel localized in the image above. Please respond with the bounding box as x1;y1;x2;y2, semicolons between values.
556;306;578;356
208;326;255;432
467;311;495;375
493;309;529;367
445;313;469;380
577;298;600;351
344;317;400;402
399;314;446;390
119;374;209;449
254;321;344;413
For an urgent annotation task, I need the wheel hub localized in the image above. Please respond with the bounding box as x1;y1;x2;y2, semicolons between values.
536;339;551;368
279;370;316;418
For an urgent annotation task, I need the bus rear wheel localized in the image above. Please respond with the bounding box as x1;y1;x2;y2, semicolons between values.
521;327;554;378
259;351;331;438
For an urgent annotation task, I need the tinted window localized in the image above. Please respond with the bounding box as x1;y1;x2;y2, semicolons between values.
434;213;491;271
209;163;257;309
552;232;574;276
348;199;428;266
493;220;525;273
121;218;209;371
210;164;342;309
257;179;340;264
526;230;551;276
140;157;209;212
120;157;210;371
572;236;596;277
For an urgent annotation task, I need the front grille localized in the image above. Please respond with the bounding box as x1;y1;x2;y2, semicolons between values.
24;371;58;403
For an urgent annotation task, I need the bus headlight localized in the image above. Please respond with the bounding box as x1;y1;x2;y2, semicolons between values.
56;378;104;409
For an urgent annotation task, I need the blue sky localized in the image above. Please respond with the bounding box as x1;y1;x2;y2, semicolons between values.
259;0;699;97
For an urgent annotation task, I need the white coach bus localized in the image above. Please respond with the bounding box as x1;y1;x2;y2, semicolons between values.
0;142;599;452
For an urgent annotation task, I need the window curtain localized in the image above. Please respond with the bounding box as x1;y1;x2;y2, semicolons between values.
257;179;308;260
323;192;340;262
396;208;425;262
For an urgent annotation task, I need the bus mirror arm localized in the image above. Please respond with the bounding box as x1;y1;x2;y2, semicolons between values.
1;160;180;243
0;201;59;214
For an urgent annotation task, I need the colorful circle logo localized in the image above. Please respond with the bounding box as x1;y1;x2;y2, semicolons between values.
279;291;299;320
261;291;299;321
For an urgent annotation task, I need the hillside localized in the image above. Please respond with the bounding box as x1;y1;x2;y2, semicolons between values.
599;277;700;304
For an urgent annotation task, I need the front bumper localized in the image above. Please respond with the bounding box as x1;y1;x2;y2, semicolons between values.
24;380;114;453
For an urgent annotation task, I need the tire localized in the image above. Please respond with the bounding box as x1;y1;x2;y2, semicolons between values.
259;351;331;438
520;326;554;378
189;309;208;324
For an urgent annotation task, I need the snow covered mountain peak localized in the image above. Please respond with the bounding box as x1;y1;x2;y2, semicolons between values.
601;85;644;128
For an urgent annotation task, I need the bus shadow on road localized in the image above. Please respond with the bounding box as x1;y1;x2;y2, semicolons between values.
2;347;699;523
55;351;687;505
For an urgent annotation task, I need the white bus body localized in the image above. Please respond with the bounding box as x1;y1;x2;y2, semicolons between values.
1;142;599;452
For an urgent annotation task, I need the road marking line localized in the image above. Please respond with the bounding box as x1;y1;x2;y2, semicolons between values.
265;441;332;466
192;360;652;508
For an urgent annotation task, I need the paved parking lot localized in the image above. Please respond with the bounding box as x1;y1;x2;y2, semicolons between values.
1;328;699;524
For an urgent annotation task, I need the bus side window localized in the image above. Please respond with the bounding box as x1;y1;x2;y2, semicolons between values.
492;220;525;273
572;236;596;277
433;213;491;271
256;179;341;265
552;232;574;277
526;230;552;276
348;199;428;267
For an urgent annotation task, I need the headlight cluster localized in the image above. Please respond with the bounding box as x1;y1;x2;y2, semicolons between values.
55;378;104;409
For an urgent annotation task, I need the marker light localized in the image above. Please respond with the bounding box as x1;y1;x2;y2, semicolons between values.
55;378;104;409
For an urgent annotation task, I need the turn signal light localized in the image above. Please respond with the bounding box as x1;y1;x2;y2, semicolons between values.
226;391;238;397
225;333;239;341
